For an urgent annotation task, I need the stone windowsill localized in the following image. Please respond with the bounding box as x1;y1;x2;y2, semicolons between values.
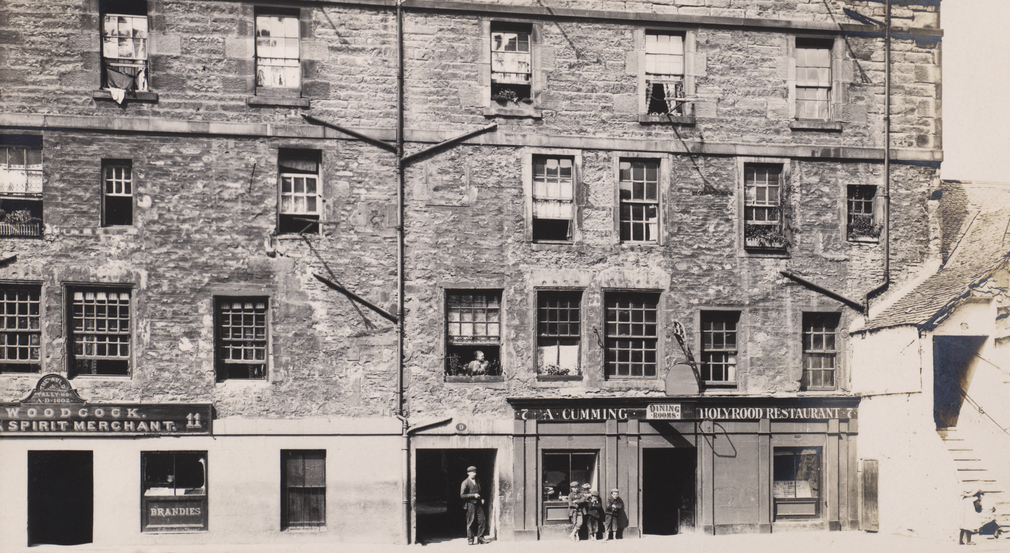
789;119;843;132
246;96;311;108
93;90;159;103
445;375;505;383
638;113;696;125
847;235;880;244
536;374;582;382
95;226;140;236
743;247;791;258
484;103;542;119
530;241;574;250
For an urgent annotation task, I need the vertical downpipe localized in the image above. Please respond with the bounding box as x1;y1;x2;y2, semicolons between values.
395;0;409;545
866;0;892;312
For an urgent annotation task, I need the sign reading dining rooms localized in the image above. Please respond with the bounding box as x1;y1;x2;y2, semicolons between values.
0;374;212;436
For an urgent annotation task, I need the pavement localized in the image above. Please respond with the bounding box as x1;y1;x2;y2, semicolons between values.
9;531;1010;553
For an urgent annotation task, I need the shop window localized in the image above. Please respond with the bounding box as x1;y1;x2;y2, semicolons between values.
215;297;268;381
445;291;502;378
0;285;41;374
490;22;531;104
743;163;787;251
532;156;575;242
847;185;881;242
282;450;326;530
142;451;208;532
277;149;321;235
700;311;738;386
645;32;686;116
0;145;43;238
794;39;832;120
542;451;598;523
802;312;839;390
100;1;149;98
537;291;581;376
68;287;131;377
102;160;133;227
773;447;821;519
619;159;660;243
256;10;301;93
605;292;659;378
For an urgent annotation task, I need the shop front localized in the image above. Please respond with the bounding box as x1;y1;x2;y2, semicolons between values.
508;397;860;540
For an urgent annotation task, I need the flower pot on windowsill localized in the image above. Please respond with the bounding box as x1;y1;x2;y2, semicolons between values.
744;226;789;250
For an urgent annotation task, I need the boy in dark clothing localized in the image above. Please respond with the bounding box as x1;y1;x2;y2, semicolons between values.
567;481;584;542
586;490;603;540
604;488;625;541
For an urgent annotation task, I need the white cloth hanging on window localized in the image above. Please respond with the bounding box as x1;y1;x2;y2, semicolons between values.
109;88;126;104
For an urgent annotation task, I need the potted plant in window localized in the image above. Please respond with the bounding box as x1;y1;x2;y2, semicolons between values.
847;217;882;241
744;225;789;250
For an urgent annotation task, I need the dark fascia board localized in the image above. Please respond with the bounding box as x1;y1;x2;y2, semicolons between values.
506;396;861;409
216;0;942;37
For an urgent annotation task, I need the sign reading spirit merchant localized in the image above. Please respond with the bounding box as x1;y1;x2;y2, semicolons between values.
0;374;212;436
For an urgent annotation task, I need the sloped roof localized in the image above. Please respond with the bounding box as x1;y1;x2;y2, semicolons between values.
858;207;1010;333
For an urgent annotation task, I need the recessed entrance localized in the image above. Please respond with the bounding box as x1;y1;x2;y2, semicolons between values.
642;447;696;535
28;450;93;546
415;448;496;544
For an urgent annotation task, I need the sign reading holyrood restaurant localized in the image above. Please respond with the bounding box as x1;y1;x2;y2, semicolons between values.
0;374;212;436
515;402;858;422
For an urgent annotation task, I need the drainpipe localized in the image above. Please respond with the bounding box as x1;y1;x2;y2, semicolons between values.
395;0;409;545
866;0;891;312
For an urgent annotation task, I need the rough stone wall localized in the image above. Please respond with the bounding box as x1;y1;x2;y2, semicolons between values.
0;132;400;418
0;1;940;152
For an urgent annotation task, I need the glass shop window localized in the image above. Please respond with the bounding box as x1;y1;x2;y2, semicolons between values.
141;451;208;531
773;447;821;519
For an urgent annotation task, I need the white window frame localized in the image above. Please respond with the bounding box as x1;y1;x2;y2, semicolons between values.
0;145;43;238
255;11;301;93
801;312;839;391
277;150;322;235
788;37;843;125
482;19;543;118
614;153;668;245
102;159;134;227
536;289;582;376
101;12;150;93
523;148;581;243
636;28;696;123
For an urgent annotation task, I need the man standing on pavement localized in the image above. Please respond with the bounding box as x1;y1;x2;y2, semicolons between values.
460;466;489;545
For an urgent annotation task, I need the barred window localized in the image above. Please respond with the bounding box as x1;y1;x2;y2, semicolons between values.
537;291;581;376
215;297;268;381
0;285;41;374
701;311;738;385
619;159;660;243
744;164;786;251
282;450;326;529
645;32;685;116
605;292;659;378
795;39;832;120
256;12;300;90
103;160;133;227
802;312;839;390
101;2;149;94
446;291;502;377
69;288;131;377
532;156;575;242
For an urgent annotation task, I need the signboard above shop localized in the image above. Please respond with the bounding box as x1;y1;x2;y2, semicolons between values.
0;374;212;436
511;398;858;422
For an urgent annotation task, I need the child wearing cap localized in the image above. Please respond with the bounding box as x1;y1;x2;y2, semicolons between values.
567;481;584;542
604;488;625;541
585;490;603;540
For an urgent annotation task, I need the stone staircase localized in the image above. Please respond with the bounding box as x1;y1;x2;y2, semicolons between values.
939;427;1010;535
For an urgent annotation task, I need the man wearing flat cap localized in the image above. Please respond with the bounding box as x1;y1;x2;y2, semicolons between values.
460;466;489;545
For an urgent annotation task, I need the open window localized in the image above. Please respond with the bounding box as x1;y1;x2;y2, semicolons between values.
743;163;788;252
102;160;133;227
537;291;581;376
490;22;532;104
142;451;208;532
773;447;821;519
68;287;131;377
445;291;503;379
532;156;575;242
645;32;686;116
0;285;42;374
0;144;43;238
542;451;598;523
100;1;149;99
277;150;321;235
847;185;882;242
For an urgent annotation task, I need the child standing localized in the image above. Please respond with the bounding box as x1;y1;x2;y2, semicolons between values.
604;488;625;541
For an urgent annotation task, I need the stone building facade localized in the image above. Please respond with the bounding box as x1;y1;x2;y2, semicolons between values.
0;0;941;548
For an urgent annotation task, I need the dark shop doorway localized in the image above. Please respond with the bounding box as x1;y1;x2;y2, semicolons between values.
642;448;696;535
28;450;94;546
415;449;496;544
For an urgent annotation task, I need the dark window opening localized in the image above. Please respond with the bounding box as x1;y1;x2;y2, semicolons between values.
446;291;502;377
215;297;268;381
103;160;133;227
532;156;574;242
847;185;880;241
68;288;131;377
605;292;659;378
282;450;326;530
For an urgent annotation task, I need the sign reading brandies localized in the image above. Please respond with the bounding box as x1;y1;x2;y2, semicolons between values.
0;374;212;436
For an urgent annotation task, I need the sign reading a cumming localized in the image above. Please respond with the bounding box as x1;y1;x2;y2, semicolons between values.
0;374;211;436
